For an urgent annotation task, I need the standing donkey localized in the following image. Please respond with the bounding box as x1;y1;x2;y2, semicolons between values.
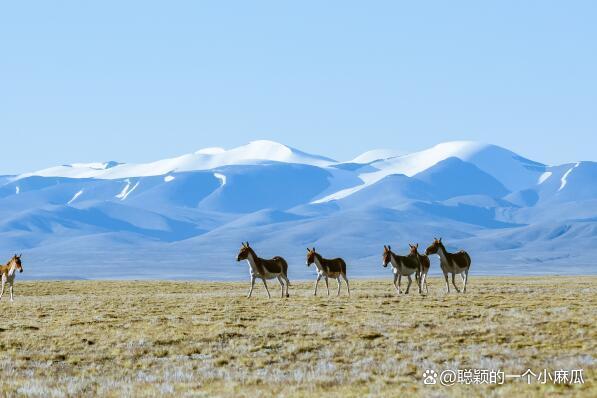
409;244;430;294
425;238;471;293
0;254;24;302
382;245;422;294
236;242;290;298
306;248;350;296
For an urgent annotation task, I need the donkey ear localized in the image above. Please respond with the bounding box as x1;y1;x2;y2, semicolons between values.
312;247;316;252
439;237;442;243
415;243;419;249
383;245;387;250
388;245;391;250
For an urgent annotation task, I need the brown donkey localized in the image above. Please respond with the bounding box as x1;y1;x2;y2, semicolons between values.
236;242;290;298
382;245;422;294
0;254;24;302
409;244;430;294
306;248;350;296
425;238;471;293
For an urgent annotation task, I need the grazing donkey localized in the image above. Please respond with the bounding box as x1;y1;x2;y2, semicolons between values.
306;248;350;296
0;254;24;302
409;244;430;294
382;245;422;294
236;242;290;298
425;238;471;293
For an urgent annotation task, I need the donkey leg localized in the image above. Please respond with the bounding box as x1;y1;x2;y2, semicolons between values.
417;270;424;294
262;279;272;299
393;273;400;294
325;277;330;296
336;277;341;296
343;274;350;296
423;272;429;294
451;273;461;293
0;280;4;301
247;276;256;298
405;275;412;294
462;269;469;293
314;275;322;296
283;276;290;297
277;276;285;298
417;271;422;294
443;271;450;293
9;284;14;302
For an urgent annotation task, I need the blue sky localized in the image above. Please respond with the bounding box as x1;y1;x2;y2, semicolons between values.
1;1;595;173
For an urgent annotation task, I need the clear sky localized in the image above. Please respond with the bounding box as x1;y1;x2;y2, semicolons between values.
1;1;595;174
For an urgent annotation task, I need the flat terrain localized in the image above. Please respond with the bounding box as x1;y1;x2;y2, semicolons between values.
0;277;595;397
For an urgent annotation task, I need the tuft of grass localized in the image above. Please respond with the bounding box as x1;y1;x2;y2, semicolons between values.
0;276;594;397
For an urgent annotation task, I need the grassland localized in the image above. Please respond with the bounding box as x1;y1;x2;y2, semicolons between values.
0;276;594;397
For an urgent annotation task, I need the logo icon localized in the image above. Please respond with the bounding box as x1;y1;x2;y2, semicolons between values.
423;369;438;385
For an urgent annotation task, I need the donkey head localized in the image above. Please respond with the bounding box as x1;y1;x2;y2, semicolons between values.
236;242;251;262
306;248;317;267
12;253;23;273
408;243;419;256
382;245;392;267
425;238;442;255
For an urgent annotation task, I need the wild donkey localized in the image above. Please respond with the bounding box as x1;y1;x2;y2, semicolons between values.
0;254;24;302
409;244;430;294
306;248;350;296
425;238;471;293
382;245;422;294
236;242;290;298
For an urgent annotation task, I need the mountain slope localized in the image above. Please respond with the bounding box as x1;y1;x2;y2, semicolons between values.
414;157;510;200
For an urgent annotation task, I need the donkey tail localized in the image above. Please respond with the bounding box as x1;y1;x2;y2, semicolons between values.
341;258;347;276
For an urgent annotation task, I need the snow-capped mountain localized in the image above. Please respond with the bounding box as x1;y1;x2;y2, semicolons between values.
17;140;335;180
1;140;595;279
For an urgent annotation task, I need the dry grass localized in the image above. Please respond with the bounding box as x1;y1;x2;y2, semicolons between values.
0;276;595;397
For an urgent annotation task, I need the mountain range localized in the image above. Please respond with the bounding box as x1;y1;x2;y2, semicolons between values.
2;140;595;280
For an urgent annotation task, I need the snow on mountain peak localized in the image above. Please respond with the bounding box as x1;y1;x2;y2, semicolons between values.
366;141;545;190
196;147;226;155
315;140;545;203
18;140;335;180
231;140;294;160
349;149;405;164
64;161;122;170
